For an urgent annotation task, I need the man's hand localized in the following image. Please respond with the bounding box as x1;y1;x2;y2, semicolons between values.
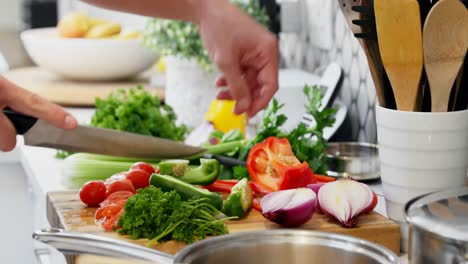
0;76;77;151
194;0;279;117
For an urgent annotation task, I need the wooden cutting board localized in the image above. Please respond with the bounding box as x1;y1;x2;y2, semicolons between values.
46;190;400;263
3;67;165;107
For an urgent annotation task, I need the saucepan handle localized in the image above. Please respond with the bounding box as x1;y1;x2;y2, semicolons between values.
33;228;174;264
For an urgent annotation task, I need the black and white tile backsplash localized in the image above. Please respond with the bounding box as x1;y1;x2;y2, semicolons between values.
280;0;377;143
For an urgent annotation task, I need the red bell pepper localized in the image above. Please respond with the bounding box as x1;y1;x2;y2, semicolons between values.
246;137;316;192
203;179;272;196
315;174;336;183
202;180;236;193
252;197;262;212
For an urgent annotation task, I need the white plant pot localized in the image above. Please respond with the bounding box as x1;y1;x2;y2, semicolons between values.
165;56;219;128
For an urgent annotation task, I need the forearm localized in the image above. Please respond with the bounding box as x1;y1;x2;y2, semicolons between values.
80;0;226;24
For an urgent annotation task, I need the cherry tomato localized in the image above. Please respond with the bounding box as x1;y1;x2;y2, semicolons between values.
95;205;122;221
79;180;106;207
100;191;135;206
130;162;156;175
106;179;135;197
105;172;127;184
96;207;124;231
125;169;150;189
101;208;124;231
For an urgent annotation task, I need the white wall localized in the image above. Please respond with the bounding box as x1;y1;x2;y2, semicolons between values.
0;0;22;30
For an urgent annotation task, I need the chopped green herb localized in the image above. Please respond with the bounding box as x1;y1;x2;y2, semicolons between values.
118;186;230;246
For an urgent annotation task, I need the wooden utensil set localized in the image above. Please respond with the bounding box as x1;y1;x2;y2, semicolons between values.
339;0;468;112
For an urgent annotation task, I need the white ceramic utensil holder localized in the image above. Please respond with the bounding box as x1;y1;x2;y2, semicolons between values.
375;105;468;252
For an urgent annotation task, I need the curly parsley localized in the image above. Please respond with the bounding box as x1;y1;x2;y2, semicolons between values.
91;86;187;141
118;186;229;246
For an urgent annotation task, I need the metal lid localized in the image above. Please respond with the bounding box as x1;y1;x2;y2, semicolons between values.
405;187;468;243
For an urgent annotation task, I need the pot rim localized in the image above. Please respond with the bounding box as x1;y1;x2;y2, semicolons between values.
404;187;468;244
175;229;400;263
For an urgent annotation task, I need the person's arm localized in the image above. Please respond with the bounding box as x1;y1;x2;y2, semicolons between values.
80;0;201;23
0;76;77;151
82;0;279;116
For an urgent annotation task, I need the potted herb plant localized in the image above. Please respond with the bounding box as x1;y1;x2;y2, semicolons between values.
144;0;270;127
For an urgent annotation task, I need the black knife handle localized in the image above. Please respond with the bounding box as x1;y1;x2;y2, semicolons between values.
2;109;38;135
203;153;246;167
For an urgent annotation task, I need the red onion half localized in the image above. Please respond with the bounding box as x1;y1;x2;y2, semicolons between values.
318;178;374;227
260;188;317;227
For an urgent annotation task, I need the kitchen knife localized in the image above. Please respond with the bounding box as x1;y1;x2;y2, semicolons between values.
3;109;246;166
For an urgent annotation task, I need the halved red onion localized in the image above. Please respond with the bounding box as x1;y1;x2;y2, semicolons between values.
318;178;374;227
260;188;317;227
307;183;325;195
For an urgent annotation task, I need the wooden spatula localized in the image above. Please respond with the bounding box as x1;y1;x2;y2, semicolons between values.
374;0;424;111
423;0;468;112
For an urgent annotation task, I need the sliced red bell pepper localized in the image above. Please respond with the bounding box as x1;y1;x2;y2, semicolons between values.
247;137;316;192
202;180;235;193
315;174;336;183
252;197;262;212
203;179;272;196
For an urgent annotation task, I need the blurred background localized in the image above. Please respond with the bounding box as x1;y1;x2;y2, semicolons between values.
0;0;378;143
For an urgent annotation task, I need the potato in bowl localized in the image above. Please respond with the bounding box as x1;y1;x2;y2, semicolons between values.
21;25;158;81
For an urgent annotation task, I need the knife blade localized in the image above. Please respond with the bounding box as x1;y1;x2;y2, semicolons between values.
3;109;246;166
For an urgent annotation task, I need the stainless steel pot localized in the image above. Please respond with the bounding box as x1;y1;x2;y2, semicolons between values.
405;187;468;264
34;228;400;264
326;142;380;181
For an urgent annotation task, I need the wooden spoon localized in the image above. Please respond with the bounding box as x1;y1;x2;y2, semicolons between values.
423;0;468;112
374;0;424;111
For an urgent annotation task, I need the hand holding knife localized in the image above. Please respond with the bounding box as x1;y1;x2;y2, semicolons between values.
3;109;245;167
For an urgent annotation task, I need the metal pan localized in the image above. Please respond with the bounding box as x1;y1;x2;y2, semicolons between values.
405;187;468;264
34;228;400;264
326;142;380;181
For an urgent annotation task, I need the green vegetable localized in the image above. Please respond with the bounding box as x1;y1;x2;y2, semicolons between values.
144;0;270;70
232;166;250;180
286;85;337;174
91;86;187;141
55;150;74;159
223;178;253;218
118;186;230;245
150;173;223;209
158;158;220;185
62;153;158;188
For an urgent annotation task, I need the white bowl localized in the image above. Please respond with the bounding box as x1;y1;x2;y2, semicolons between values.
21;28;158;81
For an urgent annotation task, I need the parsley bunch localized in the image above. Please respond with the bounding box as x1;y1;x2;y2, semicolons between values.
286;85;337;174
91;86;187;141
118;186;229;245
